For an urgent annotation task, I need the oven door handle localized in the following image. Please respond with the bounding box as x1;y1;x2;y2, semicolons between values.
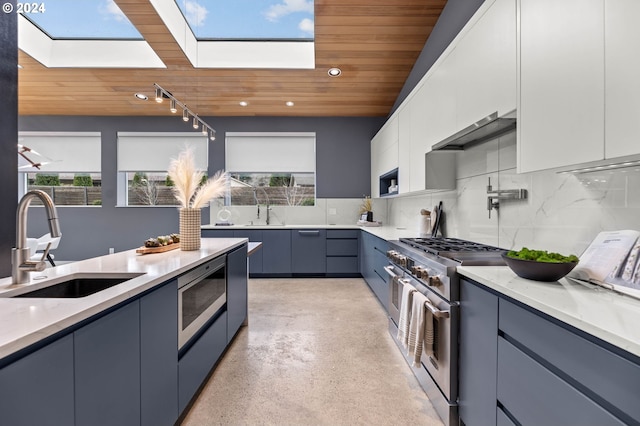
425;299;450;319
384;265;399;278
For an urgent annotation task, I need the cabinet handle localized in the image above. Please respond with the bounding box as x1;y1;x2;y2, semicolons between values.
298;230;320;236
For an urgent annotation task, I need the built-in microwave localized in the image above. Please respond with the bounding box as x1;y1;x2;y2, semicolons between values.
178;255;226;349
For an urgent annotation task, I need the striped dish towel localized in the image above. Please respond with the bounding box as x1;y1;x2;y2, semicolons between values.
407;291;428;367
396;278;416;349
423;302;435;357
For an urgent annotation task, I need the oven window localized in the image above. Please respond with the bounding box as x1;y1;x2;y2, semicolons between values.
181;268;226;331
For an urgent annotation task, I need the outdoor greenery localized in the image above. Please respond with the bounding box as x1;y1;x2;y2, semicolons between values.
34;174;60;186
73;174;93;187
132;172;148;185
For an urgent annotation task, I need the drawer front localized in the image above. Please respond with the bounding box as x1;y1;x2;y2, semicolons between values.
326;239;358;256
497;337;624;425
202;229;234;238
327;229;359;239
499;299;640;422
326;257;359;274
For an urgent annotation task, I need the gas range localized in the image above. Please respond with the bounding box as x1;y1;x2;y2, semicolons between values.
398;237;507;266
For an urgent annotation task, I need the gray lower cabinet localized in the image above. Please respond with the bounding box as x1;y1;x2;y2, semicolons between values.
75;300;141;426
140;280;178;426
359;231;389;309
326;229;359;275
292;229;326;274
262;230;292;275
461;277;640;426
227;243;248;341
178;311;227;413
0;334;75;426
458;278;498;426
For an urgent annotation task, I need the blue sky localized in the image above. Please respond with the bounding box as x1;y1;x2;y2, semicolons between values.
25;0;314;40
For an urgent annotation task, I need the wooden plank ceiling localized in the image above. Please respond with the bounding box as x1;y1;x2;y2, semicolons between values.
18;0;447;117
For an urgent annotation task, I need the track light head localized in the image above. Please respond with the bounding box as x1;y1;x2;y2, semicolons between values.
209;129;216;141
170;99;177;114
155;87;163;103
182;108;189;122
192;116;199;129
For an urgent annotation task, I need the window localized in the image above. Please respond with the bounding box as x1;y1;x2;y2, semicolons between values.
117;132;208;206
225;132;315;206
18;132;102;206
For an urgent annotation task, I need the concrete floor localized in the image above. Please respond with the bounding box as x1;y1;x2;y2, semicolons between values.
181;278;443;425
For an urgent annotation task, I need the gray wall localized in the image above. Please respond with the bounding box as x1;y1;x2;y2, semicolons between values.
390;0;485;116
19;115;382;261
0;4;18;277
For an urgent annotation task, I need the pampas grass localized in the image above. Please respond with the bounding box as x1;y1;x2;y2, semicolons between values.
167;147;226;209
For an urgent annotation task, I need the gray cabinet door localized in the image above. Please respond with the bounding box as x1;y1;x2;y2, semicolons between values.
0;334;74;426
234;230;263;274
458;279;498;426
202;229;234;238
262;230;292;274
140;280;178;426
292;229;327;274
75;301;141;426
359;231;389;309
227;243;248;341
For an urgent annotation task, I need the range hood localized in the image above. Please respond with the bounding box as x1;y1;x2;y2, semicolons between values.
432;111;516;150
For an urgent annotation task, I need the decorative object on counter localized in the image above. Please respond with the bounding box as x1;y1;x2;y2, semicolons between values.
502;248;579;282
419;209;431;237
168;148;226;250
137;233;181;254
359;196;373;222
215;206;233;226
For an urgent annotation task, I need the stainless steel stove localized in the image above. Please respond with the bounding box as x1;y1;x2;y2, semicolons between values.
385;237;507;426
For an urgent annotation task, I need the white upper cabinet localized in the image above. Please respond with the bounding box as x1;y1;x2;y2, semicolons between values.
370;115;398;197
455;0;516;129
423;49;458;150
517;0;605;173
605;0;640;159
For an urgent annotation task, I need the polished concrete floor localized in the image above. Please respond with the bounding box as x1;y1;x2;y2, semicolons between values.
181;278;443;425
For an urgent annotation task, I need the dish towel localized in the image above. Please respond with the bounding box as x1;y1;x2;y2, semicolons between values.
396;278;416;349
407;291;428;367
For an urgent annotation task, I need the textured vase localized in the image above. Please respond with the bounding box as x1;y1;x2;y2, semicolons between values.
179;208;201;251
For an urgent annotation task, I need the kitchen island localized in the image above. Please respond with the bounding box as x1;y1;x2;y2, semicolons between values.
0;237;250;426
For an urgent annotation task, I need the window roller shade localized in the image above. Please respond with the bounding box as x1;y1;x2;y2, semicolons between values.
117;132;208;172
226;133;315;173
19;132;101;173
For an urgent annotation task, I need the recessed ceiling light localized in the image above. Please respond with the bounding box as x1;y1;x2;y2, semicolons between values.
328;67;342;77
285;101;294;107
17;64;23;69
134;93;148;101
239;101;248;107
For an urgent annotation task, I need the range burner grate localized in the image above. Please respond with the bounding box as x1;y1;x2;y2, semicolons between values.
399;237;507;265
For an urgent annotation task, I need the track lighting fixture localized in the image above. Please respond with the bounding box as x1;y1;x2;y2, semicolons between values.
153;83;217;141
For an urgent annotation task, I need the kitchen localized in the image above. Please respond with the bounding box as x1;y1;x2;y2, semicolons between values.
2;0;640;425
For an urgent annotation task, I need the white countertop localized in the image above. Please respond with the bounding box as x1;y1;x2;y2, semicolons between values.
0;238;247;361
458;266;640;358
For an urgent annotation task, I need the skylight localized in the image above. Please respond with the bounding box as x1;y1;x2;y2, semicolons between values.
175;0;314;40
23;0;143;39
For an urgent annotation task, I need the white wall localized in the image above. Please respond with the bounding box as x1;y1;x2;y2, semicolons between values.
386;130;640;256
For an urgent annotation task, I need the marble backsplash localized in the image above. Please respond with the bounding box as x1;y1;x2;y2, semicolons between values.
386;131;640;256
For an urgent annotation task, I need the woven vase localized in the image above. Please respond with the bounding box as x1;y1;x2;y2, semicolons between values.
179;208;201;251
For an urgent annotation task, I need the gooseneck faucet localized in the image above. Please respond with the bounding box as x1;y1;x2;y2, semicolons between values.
252;186;271;225
12;190;62;284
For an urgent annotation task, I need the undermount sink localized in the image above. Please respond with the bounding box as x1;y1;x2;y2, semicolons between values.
12;273;144;298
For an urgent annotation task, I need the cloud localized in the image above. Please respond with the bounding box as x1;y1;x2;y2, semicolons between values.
100;0;127;22
265;0;314;22
298;18;314;36
185;1;208;27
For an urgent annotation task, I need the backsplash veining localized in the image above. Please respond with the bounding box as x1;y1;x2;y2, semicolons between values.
387;131;640;256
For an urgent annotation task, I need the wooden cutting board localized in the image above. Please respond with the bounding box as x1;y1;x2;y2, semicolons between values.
136;243;180;254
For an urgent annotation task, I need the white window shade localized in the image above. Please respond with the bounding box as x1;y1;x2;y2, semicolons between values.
117;132;208;172
18;132;101;173
226;133;315;173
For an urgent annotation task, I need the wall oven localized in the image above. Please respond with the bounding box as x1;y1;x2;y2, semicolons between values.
178;255;226;349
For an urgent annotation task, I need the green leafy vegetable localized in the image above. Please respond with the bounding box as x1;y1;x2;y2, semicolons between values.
506;247;579;263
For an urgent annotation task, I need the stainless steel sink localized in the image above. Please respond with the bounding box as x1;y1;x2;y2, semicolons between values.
10;273;144;298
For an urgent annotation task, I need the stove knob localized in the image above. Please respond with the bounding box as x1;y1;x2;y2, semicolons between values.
398;255;407;267
429;275;443;287
411;266;419;275
419;267;429;279
386;250;396;259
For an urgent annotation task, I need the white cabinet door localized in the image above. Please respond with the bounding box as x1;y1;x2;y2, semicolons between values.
605;0;640;159
518;0;604;173
424;49;458;150
398;105;411;194
370;115;398;197
399;83;432;192
456;0;516;128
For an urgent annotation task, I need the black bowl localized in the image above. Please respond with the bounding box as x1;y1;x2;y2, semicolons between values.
502;254;578;282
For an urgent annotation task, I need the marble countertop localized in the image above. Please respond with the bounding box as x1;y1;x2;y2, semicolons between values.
0;238;247;361
458;266;640;358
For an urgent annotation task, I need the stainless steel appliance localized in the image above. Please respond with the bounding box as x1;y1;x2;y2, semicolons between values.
385;237;506;426
178;255;226;349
